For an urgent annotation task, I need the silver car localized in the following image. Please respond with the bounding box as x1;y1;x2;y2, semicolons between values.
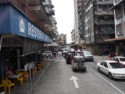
82;51;94;61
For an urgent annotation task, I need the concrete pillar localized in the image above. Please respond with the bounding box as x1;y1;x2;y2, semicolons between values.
17;49;20;69
116;45;119;56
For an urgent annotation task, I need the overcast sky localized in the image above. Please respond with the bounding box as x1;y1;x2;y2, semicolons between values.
51;0;74;43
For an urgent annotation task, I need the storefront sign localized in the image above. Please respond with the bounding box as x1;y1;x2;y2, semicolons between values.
0;5;52;43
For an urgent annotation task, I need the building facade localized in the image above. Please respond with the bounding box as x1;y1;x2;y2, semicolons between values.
106;0;125;56
58;33;67;48
84;0;115;54
73;0;87;49
0;0;56;82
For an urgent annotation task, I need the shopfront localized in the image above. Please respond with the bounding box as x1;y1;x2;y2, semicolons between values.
0;4;52;81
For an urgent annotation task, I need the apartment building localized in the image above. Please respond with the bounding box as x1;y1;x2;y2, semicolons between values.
73;0;82;44
71;29;75;43
84;0;115;54
58;34;67;48
106;0;125;55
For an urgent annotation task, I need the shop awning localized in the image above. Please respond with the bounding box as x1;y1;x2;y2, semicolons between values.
105;38;125;42
0;4;52;43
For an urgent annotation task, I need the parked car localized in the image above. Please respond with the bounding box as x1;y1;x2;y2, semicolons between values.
112;56;125;67
42;51;53;59
66;53;74;64
82;51;94;61
71;55;86;71
97;60;125;79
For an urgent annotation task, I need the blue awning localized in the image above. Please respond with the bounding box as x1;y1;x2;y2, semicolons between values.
0;4;53;43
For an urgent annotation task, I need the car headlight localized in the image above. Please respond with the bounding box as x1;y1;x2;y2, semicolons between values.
112;73;118;75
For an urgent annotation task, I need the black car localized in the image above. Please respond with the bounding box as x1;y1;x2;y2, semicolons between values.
71;55;86;71
66;53;74;64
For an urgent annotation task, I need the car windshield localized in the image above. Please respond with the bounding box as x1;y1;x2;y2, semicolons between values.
75;57;83;62
45;51;50;53
84;51;92;55
109;63;124;68
119;58;125;61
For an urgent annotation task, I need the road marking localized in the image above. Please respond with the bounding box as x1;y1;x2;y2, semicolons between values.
95;72;125;94
70;76;79;88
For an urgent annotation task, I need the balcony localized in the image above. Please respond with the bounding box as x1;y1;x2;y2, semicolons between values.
96;1;113;5
9;0;54;37
95;11;114;15
95;30;114;34
95;20;114;25
96;36;112;43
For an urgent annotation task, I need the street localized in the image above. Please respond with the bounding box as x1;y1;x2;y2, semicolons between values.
34;53;125;94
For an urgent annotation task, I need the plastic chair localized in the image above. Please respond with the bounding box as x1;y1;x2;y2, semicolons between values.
6;80;15;94
33;67;37;76
1;79;15;94
23;72;30;82
0;80;7;91
17;73;24;86
37;63;43;70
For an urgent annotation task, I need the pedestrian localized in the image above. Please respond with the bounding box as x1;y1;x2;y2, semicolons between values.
108;52;116;60
54;52;56;57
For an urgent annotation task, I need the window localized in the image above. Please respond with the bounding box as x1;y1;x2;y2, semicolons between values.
103;62;108;68
116;24;123;36
115;5;123;19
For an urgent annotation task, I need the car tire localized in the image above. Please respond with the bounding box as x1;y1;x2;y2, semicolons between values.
82;68;86;72
72;68;75;72
97;67;101;72
108;73;113;79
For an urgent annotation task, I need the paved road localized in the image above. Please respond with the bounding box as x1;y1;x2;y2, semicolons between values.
34;54;125;94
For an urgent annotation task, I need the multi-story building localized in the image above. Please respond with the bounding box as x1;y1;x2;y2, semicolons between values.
58;34;67;48
84;0;115;54
42;0;58;38
0;0;56;81
74;0;82;44
71;29;75;43
73;0;87;49
106;0;125;56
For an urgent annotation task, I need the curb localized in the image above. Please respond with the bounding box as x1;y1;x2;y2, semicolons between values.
33;60;52;87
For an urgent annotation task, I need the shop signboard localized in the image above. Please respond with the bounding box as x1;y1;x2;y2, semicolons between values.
0;5;52;43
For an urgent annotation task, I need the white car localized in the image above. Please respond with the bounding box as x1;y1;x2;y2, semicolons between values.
42;51;53;59
97;60;125;79
112;56;125;67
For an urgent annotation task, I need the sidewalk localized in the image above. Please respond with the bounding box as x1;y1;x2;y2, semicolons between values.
94;55;108;63
9;59;53;94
